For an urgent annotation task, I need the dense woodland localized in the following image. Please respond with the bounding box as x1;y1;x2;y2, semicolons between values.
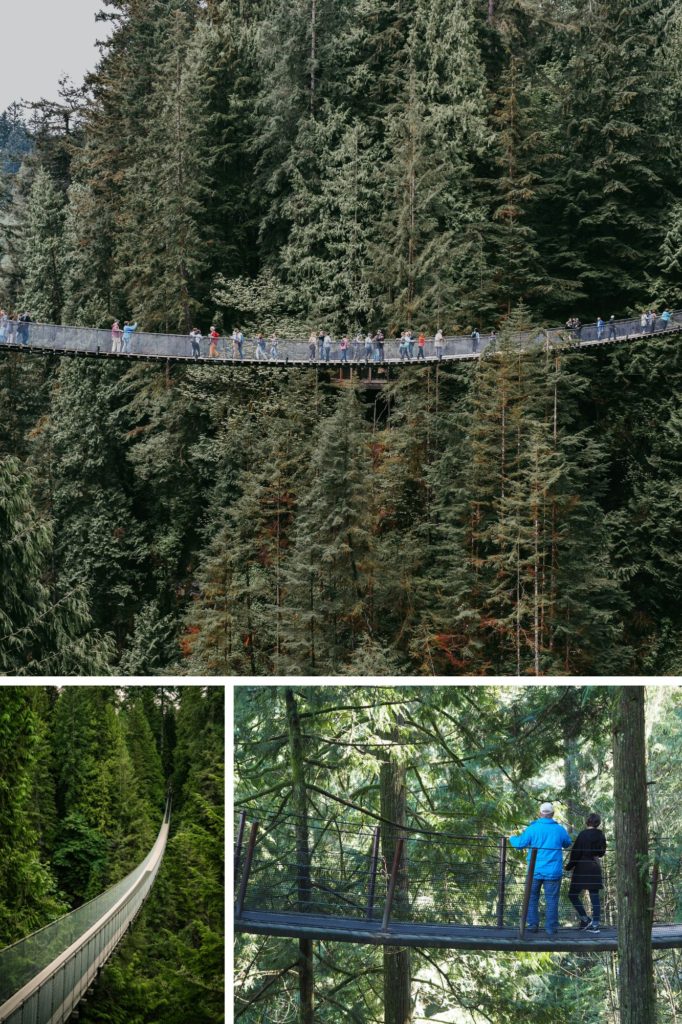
1;0;682;677
0;685;224;1024
234;684;682;1024
2;1;682;331
1;331;681;676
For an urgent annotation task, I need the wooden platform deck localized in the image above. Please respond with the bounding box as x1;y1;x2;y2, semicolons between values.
235;910;682;953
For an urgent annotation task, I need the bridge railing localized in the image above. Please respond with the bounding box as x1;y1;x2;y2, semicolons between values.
0;800;171;1024
1;308;681;364
234;812;679;932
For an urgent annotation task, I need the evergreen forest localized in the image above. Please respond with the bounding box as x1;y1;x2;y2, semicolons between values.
1;332;681;676
0;684;224;1024
234;684;682;1024
1;0;682;677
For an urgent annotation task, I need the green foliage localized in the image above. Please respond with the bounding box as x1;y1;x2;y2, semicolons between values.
0;685;222;1023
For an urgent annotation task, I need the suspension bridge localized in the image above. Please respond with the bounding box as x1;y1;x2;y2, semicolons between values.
0;799;171;1024
233;813;682;954
1;310;680;374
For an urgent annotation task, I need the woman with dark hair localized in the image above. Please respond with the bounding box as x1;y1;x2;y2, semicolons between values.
565;813;606;933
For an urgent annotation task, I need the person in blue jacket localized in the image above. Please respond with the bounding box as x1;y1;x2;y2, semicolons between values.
509;801;572;936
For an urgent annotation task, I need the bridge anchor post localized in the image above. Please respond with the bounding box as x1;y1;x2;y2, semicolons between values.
381;836;405;933
234;810;247;886
496;837;507;928
366;826;380;920
235;820;259;918
519;847;538;939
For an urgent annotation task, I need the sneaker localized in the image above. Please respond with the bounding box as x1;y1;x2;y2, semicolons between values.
545;930;558;938
578;918;592;930
526;925;538;933
585;922;600;934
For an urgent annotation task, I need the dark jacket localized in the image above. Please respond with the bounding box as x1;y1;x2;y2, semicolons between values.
565;828;606;891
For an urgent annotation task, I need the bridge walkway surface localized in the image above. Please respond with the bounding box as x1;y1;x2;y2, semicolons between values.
235;909;682;953
0;799;171;1024
233;812;682;954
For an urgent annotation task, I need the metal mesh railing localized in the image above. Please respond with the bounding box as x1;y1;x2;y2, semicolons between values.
234;812;680;933
1;309;681;365
0;801;170;1024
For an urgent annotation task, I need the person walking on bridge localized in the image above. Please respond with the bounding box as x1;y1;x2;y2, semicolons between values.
308;331;317;361
607;316;617;341
208;326;221;358
509;801;572;937
111;320;123;353
661;307;672;330
417;331;426;360
189;327;202;359
434;328;444;360
565;812;606;934
17;312;32;345
122;320;138;354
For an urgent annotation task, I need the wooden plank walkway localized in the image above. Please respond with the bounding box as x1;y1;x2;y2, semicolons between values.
235;910;682;953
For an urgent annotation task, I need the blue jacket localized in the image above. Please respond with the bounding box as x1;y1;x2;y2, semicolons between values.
509;818;572;879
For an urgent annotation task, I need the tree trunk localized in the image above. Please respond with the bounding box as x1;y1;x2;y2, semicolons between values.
285;688;314;1024
563;731;581;834
612;686;657;1024
380;757;411;1024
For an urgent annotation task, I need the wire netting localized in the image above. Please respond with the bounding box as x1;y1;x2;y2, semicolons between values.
235;813;681;932
0;818;167;1004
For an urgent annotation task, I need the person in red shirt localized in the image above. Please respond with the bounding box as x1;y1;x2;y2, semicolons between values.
208;326;220;358
417;332;426;361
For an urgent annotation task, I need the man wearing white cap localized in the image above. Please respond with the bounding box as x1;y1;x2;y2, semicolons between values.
509;802;572;936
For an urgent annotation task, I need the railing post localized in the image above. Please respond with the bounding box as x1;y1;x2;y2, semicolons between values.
235;820;259;918
651;859;660;920
519;847;538;939
366;826;381;920
496;837;507;928
234;810;247;886
381;836;405;932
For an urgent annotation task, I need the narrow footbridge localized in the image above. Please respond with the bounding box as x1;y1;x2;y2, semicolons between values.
234;812;682;954
0;800;171;1024
1;310;681;369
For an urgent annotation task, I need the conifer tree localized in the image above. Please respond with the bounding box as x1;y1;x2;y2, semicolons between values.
0;455;113;675
0;687;65;945
120;7;218;330
15;167;65;321
282;387;375;673
32;360;148;643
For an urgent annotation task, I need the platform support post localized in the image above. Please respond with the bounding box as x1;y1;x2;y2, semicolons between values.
381;836;405;932
496;836;507;928
234;810;247;886
650;859;660;919
235;820;259;918
519;847;538;938
366;826;381;920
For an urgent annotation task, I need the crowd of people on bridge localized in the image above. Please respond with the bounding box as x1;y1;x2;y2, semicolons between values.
510;801;607;938
182;325;496;362
566;308;673;341
0;306;676;360
0;309;32;345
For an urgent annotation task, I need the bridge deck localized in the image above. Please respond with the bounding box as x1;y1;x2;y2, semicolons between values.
236;910;682;953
